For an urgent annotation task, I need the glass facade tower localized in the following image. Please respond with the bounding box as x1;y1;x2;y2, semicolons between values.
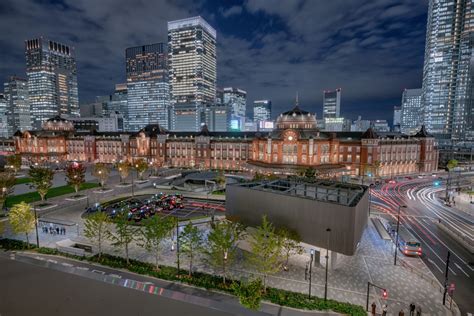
25;37;79;129
400;88;423;135
323;89;341;119
126;43;169;131
253;100;272;123
421;0;473;142
223;87;246;130
168;16;217;131
4;76;31;136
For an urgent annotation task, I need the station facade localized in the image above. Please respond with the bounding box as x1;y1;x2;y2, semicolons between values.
13;105;439;178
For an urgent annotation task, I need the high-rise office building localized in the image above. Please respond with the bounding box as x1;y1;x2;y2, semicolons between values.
0;94;8;138
253;100;272;123
421;0;473;142
168;16;217;131
4;76;31;136
223;87;246;130
125;43;169;131
204;104;231;132
25;37;79;129
322;89;341;119
400;88;423;135
393;106;401;132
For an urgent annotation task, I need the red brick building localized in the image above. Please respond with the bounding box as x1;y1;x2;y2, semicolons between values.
14;108;439;178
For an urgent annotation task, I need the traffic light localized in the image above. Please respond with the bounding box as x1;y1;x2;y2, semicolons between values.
382;289;388;299
434;180;441;186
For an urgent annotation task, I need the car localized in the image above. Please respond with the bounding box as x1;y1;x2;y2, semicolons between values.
418;174;426;179
431;173;437;177
405;176;413;180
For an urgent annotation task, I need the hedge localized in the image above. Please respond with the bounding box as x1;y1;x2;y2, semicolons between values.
0;239;366;315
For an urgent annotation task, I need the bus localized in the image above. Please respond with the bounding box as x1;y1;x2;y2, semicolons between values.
396;226;422;256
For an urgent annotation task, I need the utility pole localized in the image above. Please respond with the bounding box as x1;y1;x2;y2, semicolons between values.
34;206;39;248
442;251;451;305
176;220;180;273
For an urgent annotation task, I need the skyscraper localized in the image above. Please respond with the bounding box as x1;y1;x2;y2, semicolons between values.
421;0;473;142
323;89;341;119
97;83;128;119
392;106;401;132
0;94;8;138
25;37;79;129
168;16;217;131
400;88;423;135
4;76;31;136
126;43;169;131
223;87;247;130
253;100;272;123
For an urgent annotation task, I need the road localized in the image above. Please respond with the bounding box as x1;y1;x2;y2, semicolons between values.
370;174;474;315
0;254;242;316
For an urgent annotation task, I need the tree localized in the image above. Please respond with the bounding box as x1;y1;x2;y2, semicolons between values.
83;211;110;259
109;212;136;265
446;159;458;171
304;167;316;180
277;227;304;271
28;166;54;201
231;279;263;310
65;162;86;194
133;158;148;180
445;159;459;201
0;172;16;209
139;215;176;270
179;222;203;277
6;154;22;174
9;202;35;247
205;220;245;284
247;215;282;292
92;163;110;188
215;171;226;189
116;161;130;183
371;160;381;178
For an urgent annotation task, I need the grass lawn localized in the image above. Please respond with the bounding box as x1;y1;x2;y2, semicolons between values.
14;177;32;185
5;182;99;207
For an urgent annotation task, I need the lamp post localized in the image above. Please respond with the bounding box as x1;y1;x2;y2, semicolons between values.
324;228;331;301
308;249;314;298
176;220;180;274
33;205;39;248
368;184;373;217
394;205;407;265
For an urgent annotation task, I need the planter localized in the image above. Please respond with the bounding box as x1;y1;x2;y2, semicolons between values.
93;188;114;194
116;183;132;188
34;203;58;210
65;195;88;201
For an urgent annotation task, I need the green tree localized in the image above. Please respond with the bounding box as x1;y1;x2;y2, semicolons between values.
0;172;16;209
231;279;263;310
215;171;226;189
92;163;110;187
446;159;458;171
28;166;54;201
205;220;245;284
109;212;136;264
371;160;381;178
65;162;86;194
133;158;148;180
277;227;304;271
139;215;176;270
248;215;282;292
6;154;22;174
9;202;35;246
179;222;203;277
304;167;316;180
116;161;130;183
83;211;110;259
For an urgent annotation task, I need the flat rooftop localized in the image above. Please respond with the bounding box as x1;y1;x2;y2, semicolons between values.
235;179;366;207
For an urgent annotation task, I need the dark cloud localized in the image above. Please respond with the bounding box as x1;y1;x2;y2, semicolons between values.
0;0;427;123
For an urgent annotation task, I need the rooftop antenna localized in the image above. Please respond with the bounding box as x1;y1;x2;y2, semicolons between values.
295;91;299;107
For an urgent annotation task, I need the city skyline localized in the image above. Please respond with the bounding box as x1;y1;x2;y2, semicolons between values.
0;0;428;121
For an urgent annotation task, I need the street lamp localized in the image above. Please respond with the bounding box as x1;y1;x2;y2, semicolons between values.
308;249;314;298
368;184;374;217
394;205;407;265
324;228;331;301
33;205;39;248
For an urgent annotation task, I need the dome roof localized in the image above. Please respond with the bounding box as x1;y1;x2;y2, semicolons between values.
276;105;317;130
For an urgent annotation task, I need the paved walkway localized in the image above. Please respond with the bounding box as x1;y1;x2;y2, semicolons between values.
2;187;460;316
452;192;474;218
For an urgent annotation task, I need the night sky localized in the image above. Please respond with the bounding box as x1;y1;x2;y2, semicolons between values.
0;0;428;123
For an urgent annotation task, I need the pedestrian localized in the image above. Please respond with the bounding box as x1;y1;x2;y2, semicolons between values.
56;227;59;235
371;302;376;315
382;304;388;316
399;310;405;316
416;306;421;316
409;303;415;316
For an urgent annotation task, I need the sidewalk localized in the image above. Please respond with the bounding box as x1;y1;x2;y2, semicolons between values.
452;192;474;217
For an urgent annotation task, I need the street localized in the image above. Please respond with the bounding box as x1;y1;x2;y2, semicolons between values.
371;174;474;315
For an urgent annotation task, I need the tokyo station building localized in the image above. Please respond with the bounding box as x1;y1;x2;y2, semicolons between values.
13;105;439;178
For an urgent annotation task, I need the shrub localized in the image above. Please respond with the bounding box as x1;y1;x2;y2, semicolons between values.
0;238;36;250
